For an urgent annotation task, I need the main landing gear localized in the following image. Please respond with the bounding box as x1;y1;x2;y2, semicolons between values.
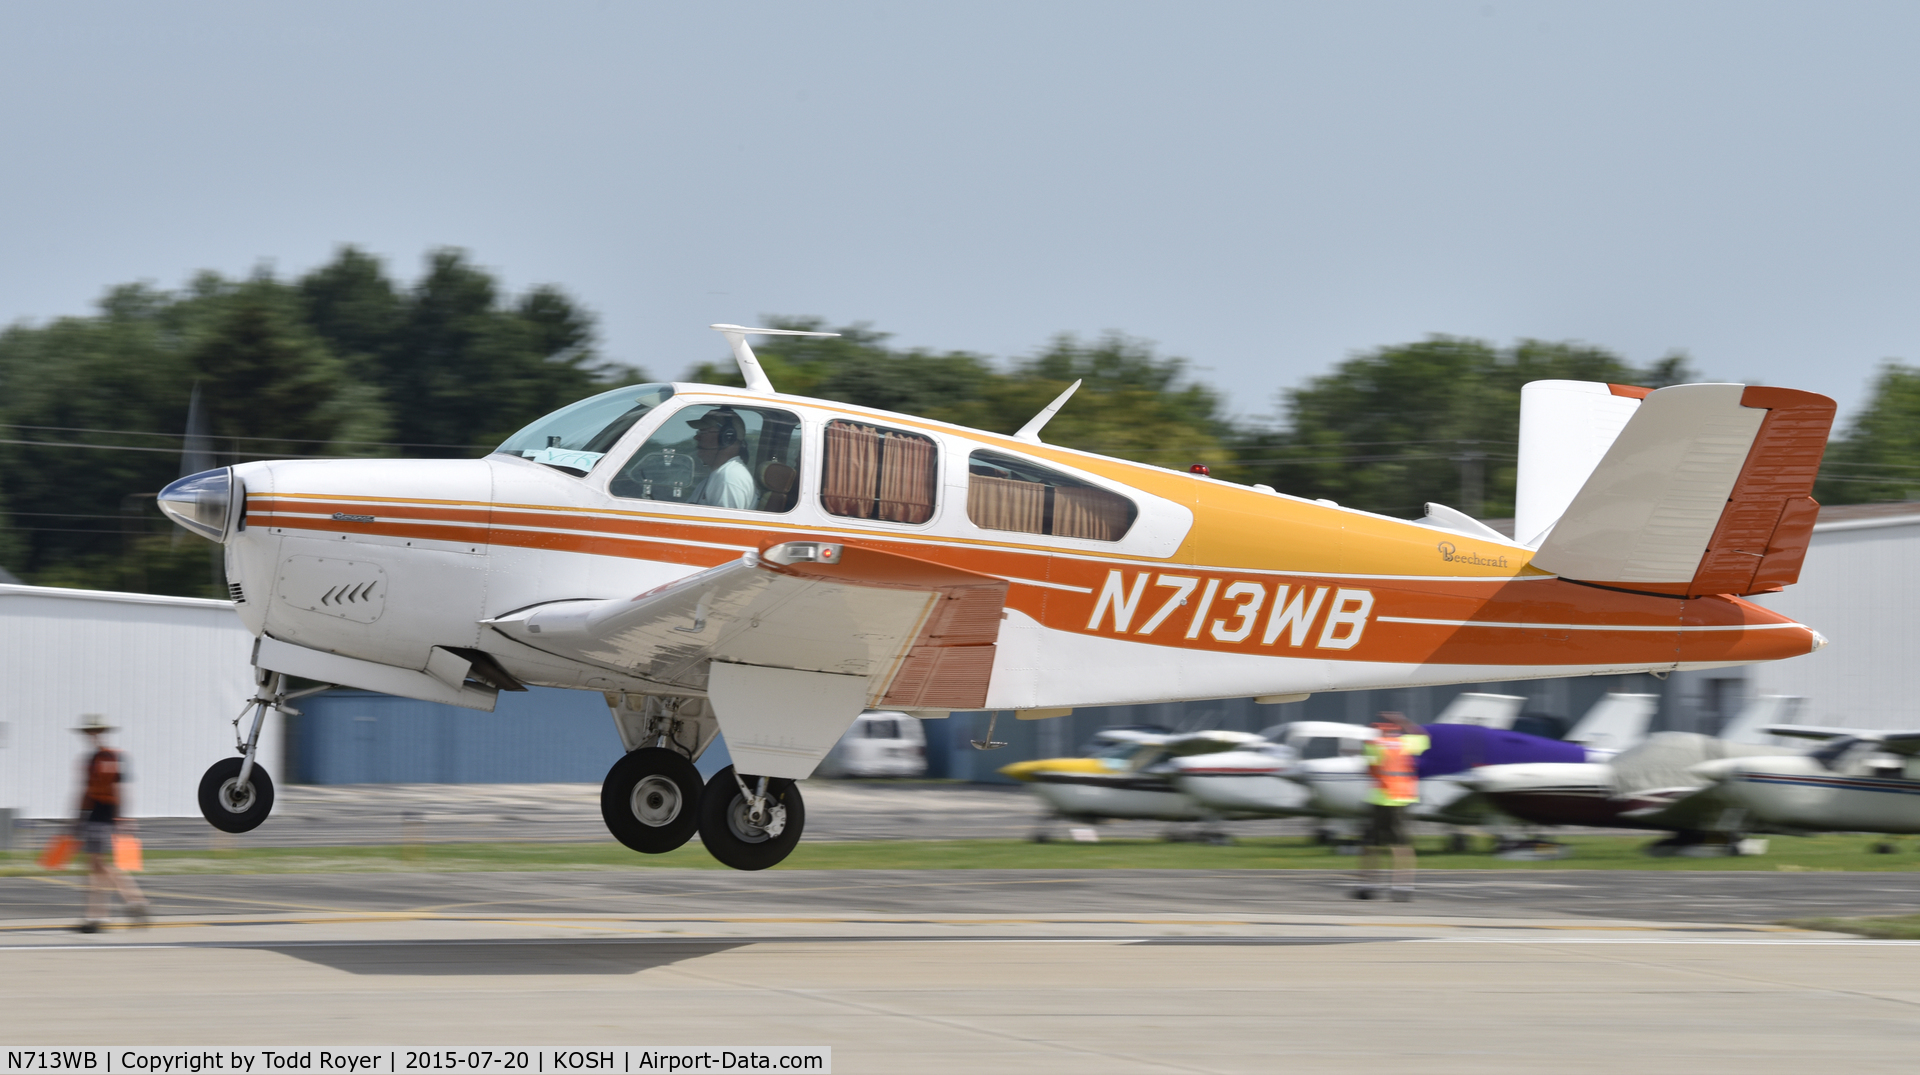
601;748;705;854
599;693;807;870
199;671;328;833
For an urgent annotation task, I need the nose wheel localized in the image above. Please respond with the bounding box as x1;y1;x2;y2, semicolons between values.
198;756;276;833
697;765;805;871
600;747;705;854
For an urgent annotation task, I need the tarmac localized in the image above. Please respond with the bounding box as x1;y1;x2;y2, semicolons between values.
3;785;1918;1072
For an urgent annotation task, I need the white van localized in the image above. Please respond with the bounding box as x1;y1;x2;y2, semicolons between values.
817;711;928;778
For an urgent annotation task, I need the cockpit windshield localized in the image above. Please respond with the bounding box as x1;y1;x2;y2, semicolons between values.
493;384;676;475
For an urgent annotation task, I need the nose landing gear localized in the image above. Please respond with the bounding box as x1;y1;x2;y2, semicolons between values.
198;671;328;834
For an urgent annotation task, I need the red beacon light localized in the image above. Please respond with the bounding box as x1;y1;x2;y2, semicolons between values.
1189;464;1211;476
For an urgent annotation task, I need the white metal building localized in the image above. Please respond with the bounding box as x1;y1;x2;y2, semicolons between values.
0;585;272;818
1747;503;1920;731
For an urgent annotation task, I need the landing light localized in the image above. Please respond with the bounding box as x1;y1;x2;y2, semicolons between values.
158;467;234;543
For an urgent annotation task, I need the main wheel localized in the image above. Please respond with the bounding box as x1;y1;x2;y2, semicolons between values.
198;757;275;833
600;748;704;854
697;765;805;871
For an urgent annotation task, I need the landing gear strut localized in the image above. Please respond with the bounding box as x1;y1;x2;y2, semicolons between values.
697;765;806;871
199;671;327;833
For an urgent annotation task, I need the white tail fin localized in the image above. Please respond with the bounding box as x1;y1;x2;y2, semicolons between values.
1564;692;1656;751
1430;692;1526;729
1528;383;1834;597
1719;695;1805;744
1515;381;1644;547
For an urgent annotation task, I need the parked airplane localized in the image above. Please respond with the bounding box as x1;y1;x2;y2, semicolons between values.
1689;724;1920;837
1462;696;1809;851
1174;692;1656;834
157;331;1836;869
1000;727;1269;840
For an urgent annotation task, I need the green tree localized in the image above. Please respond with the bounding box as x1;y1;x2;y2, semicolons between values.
384;249;618;453
685;319;1229;467
192;275;394;458
1234;337;1649;519
1816;362;1920;504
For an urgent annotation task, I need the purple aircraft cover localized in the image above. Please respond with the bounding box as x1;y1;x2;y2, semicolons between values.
1416;722;1586;778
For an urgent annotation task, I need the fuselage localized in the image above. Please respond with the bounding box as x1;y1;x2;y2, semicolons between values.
217;381;1824;713
1700;755;1920;835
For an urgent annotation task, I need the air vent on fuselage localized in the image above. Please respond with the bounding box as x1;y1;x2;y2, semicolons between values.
276;555;388;624
227;582;246;604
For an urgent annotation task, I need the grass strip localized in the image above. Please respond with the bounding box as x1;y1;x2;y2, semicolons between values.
1778;915;1920;939
2;833;1918;875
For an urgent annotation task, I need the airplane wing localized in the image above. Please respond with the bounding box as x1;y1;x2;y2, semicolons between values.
484;540;1008;710
1764;724;1868;741
1529;384;1835;597
1766;724;1920;757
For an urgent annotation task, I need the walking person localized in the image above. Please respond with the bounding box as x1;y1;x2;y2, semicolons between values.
71;716;148;933
1352;711;1428;902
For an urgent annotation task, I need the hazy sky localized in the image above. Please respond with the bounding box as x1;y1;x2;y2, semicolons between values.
3;1;1916;425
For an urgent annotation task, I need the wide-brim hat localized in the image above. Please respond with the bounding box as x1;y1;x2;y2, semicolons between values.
73;715;115;734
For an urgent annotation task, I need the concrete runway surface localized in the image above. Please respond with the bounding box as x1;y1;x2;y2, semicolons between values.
3;869;1919;1073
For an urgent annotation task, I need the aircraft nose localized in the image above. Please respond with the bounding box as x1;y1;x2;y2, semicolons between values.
1688;757;1743;782
158;467;234;543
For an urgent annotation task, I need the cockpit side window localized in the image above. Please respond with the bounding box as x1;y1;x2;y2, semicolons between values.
492;384;676;476
608;403;803;512
1300;737;1342;760
967;449;1137;541
820;420;939;524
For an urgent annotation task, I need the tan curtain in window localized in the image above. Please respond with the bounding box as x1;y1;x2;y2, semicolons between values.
967;476;1046;534
876;432;938;524
822;422;880;518
1053;485;1133;541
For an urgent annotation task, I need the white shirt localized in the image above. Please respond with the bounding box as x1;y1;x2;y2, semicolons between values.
693;455;756;510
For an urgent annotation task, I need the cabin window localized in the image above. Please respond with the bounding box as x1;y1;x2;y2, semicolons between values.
863;719;901;740
1300;736;1342;760
820;420;939;524
966;449;1137;541
493;383;676;475
608;404;803;513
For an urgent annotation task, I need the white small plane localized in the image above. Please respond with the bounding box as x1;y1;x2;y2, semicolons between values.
1690;724;1920;836
156;329;1837;869
999;727;1270;839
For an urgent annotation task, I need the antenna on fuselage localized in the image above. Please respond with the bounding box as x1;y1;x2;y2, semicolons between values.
709;324;840;394
1012;379;1082;444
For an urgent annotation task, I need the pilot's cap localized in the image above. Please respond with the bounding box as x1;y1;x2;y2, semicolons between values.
687;407;745;436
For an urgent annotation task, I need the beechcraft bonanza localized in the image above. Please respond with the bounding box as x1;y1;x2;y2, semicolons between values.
157;330;1839;869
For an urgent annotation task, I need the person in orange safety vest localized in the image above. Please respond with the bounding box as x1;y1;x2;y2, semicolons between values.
1353;711;1428;902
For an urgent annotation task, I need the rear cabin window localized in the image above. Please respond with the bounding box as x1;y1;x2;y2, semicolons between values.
820;420;939;524
967;450;1137;542
608;404;803;513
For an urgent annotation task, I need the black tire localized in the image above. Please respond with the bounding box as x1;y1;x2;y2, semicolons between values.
600;748;704;854
697;765;805;871
197;757;275;833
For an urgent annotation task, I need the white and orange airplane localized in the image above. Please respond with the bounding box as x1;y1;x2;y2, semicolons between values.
156;327;1836;869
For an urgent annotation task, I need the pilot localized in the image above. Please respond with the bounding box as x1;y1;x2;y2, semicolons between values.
688;408;756;510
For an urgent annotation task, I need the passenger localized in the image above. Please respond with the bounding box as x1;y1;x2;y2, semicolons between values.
1353;711;1428;902
71;716;149;932
688;408;755;509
